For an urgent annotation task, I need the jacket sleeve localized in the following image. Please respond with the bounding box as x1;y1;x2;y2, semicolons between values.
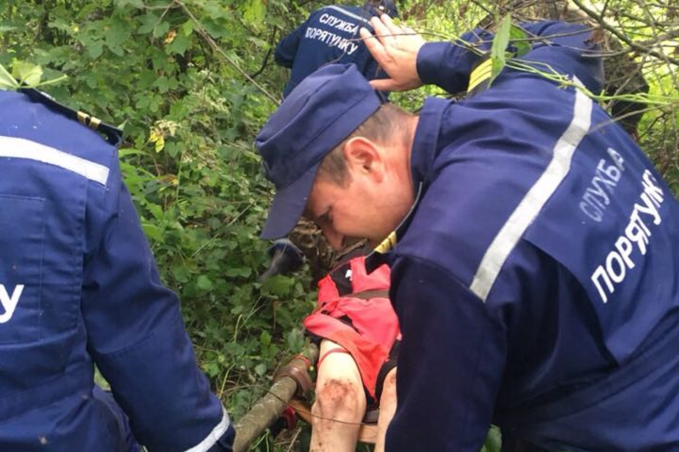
416;20;603;95
274;20;308;68
81;175;234;452
385;255;506;452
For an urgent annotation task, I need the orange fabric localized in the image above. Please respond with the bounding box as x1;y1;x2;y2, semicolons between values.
304;257;399;399
317;256;391;303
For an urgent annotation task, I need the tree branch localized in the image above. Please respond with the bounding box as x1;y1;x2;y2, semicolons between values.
176;0;281;105
571;0;679;65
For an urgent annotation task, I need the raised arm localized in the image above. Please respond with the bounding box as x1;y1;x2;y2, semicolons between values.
359;15;426;92
361;16;603;95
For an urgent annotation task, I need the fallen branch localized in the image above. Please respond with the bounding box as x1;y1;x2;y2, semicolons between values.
233;343;319;452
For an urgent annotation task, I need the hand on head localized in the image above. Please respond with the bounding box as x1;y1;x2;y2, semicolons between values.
359;14;426;92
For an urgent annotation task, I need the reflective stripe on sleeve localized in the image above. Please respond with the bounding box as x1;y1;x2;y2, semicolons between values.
470;81;593;302
0;135;110;185
183;406;231;452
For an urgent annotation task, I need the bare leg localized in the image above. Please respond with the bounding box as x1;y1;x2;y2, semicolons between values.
374;367;397;452
310;340;366;452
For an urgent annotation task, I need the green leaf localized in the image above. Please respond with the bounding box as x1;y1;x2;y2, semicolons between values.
87;40;104;59
153;21;170;39
153;75;170;93
171;264;191;284
225;267;252;278
147;203;164;221
141;223;164;243
165;141;181;158
118;147;144;158
490;15;512;84
104;18;131;56
197;275;213;291
254;363;267;376
181;20;194;36
137;13;159;35
166;33;191;55
202;361;220;378
260;330;271;347
286;328;304;352
243;0;266;25
114;0;145;9
247;36;270;49
261;275;295;297
482;425;502;452
237;267;252;278
509;24;529;58
0;64;19;90
12;61;42;86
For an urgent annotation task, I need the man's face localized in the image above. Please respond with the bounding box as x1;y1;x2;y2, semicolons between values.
304;155;414;251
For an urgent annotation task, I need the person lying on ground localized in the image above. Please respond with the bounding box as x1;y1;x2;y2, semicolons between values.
303;252;399;452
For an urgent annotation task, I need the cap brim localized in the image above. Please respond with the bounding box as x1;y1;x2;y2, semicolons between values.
260;162;320;240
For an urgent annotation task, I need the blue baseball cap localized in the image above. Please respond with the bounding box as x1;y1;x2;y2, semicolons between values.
256;64;383;239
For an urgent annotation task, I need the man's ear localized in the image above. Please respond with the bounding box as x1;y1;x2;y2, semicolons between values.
343;137;385;182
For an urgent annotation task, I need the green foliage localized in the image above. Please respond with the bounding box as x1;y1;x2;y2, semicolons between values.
1;1;676;451
0;63;18;89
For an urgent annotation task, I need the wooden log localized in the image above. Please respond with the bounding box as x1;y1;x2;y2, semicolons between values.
233;344;318;452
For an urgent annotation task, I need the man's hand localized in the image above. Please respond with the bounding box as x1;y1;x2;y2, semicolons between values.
360;15;426;92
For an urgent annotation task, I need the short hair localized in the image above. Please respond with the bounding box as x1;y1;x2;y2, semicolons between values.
317;102;413;186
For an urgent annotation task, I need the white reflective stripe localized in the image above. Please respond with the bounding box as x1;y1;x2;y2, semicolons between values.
325;5;371;25
470;83;593;302
183;406;231;452
0;135;109;185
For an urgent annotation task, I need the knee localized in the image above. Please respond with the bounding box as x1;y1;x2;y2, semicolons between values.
313;377;364;419
381;370;397;399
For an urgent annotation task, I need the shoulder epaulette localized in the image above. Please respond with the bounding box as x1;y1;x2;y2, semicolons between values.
19;88;122;145
467;58;493;97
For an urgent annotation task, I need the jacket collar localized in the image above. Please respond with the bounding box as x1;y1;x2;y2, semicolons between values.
365;97;449;272
410;96;448;189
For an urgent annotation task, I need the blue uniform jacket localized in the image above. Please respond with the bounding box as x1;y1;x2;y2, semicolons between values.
369;22;679;451
275;5;383;97
0;90;234;451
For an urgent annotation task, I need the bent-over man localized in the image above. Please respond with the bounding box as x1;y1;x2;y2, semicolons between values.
255;16;679;452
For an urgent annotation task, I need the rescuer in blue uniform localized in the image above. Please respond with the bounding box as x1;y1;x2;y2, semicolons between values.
0;89;235;451
255;15;679;452
275;0;398;97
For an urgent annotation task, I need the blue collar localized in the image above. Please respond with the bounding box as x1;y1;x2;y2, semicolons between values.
365;96;450;273
409;96;449;190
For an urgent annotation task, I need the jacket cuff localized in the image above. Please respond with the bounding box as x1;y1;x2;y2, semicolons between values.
185;407;234;452
416;42;451;87
416;39;484;95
